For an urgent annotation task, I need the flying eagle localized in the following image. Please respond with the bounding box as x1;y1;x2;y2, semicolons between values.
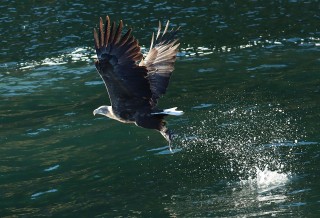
92;16;183;143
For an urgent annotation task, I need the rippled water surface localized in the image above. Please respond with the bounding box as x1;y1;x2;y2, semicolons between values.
1;0;320;217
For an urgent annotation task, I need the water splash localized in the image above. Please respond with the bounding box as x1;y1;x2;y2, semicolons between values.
240;166;291;193
176;102;304;182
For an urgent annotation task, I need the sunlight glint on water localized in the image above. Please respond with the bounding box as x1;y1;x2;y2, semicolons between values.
1;34;318;73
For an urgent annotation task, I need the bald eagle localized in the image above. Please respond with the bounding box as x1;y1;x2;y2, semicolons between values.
92;16;183;143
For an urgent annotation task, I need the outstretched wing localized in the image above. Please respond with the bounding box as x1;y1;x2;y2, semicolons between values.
94;16;152;112
140;21;180;105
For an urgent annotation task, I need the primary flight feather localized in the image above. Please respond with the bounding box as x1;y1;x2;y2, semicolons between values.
92;16;183;143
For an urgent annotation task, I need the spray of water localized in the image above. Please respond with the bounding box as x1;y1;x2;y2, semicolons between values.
174;102;303;186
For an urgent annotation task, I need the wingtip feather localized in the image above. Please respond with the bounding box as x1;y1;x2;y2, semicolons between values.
163;20;170;36
150;32;155;50
156;21;161;40
113;20;123;44
93;28;99;50
104;16;110;45
99;17;104;46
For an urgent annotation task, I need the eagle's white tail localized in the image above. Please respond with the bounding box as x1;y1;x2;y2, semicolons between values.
152;107;184;116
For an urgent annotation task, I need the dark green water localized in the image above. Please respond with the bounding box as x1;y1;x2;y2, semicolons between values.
1;0;320;217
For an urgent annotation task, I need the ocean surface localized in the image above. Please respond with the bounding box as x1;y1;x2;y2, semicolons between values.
1;0;319;217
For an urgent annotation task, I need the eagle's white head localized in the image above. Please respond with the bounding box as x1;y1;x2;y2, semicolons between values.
93;105;113;118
